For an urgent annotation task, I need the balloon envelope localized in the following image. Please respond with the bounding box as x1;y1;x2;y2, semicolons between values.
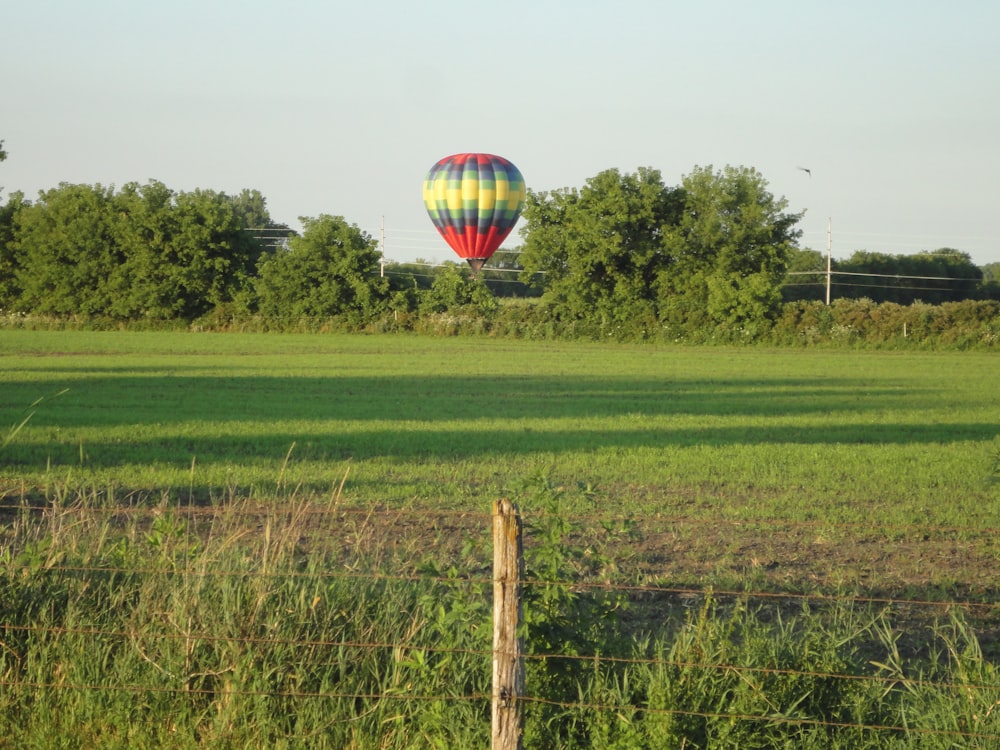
423;153;526;273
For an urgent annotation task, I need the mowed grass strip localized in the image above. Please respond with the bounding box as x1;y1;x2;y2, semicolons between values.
2;329;999;595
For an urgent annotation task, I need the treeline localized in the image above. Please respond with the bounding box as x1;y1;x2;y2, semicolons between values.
1;171;998;348
0;180;513;327
0;182;284;320
784;248;1000;305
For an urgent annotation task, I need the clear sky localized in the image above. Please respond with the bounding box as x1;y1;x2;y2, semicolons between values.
3;1;998;266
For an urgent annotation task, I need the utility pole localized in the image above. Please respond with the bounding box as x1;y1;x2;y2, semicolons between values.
825;217;832;305
380;215;385;278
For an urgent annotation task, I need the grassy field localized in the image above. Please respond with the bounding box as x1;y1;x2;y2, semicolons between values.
2;329;999;595
3;330;1000;747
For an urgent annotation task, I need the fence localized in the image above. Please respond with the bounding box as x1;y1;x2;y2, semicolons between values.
1;494;999;747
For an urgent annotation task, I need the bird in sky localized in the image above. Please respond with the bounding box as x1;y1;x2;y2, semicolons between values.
797;166;812;177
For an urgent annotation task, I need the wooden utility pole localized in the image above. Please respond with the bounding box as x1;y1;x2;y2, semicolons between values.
825;217;832;305
380;215;386;278
492;498;524;750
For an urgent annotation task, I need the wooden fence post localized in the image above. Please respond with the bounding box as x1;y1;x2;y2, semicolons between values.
492;498;525;750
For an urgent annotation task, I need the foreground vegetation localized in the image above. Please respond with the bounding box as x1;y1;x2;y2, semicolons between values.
2;482;998;748
2;331;999;746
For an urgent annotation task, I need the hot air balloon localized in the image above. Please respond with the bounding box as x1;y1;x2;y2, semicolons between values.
422;153;526;275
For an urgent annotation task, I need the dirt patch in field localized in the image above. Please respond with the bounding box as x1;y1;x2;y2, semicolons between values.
4;486;996;651
310;501;1000;653
316;503;999;598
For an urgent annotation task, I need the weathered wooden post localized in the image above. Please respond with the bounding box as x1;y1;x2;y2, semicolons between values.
492;498;525;750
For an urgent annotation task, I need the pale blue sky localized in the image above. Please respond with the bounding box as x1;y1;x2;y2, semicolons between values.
4;1;998;265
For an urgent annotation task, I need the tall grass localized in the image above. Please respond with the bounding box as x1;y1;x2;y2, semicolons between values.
2;479;998;748
0;486;492;748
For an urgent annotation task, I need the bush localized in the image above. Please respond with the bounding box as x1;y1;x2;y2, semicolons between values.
768;298;1000;348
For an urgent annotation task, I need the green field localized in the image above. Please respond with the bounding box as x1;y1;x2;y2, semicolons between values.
3;330;1000;747
3;329;999;594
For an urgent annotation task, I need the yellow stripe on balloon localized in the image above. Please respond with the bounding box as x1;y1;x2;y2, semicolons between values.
494;174;510;201
461;177;478;203
479;188;496;211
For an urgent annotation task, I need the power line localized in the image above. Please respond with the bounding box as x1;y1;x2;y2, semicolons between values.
787;270;982;283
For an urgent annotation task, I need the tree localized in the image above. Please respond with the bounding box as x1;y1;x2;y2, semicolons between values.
471;248;540;299
655;165;802;335
912;249;981;303
781;247;827;302
13;183;122;315
107;181;269;319
518;167;683;333
0;191;28;306
103;180;182;318
255;214;389;321
418;263;498;315
160;187;268;318
836;248;982;305
11;181;273;319
980;262;1000;301
518;164;801;338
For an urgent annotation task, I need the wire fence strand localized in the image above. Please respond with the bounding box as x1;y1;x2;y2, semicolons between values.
3;502;999;743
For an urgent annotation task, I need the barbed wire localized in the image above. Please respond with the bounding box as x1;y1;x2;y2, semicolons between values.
4;506;999;741
5;500;999;543
520;695;1000;742
3;621;998;697
1;680;996;741
6;674;994;742
6;560;997;616
788;270;984;283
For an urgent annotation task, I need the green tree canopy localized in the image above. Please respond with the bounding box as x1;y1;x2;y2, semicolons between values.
656;165;802;334
518;167;683;332
518;164;802;338
835;248;982;305
254;214;389;322
9;181;272;319
781;247;827;302
980;262;1000;301
0;140;7;200
418;263;498;316
0;191;29;306
13;183;122;315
